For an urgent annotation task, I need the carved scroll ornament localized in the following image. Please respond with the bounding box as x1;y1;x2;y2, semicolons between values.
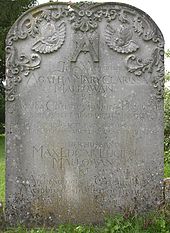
6;46;41;101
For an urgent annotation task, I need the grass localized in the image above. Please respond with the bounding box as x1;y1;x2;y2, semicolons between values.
0;134;170;232
165;162;170;177
1;211;170;232
165;150;170;177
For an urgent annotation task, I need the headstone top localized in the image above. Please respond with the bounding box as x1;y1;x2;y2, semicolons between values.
6;2;164;102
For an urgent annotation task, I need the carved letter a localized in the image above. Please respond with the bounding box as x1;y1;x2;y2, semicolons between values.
71;32;99;63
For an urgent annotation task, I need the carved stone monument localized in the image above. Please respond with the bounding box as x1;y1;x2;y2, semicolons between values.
5;2;164;226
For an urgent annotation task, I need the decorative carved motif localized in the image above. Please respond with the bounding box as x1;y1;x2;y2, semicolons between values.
151;49;164;99
69;2;99;32
6;46;41;101
68;3;135;32
125;47;164;98
126;48;162;75
71;31;99;62
132;15;163;44
126;55;153;76
105;24;139;54
152;74;164;99
32;22;66;54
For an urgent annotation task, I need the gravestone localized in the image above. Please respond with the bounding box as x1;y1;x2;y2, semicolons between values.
5;2;164;226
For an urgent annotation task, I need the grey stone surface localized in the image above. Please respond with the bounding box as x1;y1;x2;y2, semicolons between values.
5;2;164;226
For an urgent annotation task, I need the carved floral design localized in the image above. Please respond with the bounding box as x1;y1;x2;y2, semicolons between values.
133;15;163;46
68;3;136;32
6;46;41;101
151;49;164;99
69;6;98;32
23;2;135;33
125;54;154;76
125;47;164;98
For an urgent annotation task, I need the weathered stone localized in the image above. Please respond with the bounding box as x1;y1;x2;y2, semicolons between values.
5;2;164;226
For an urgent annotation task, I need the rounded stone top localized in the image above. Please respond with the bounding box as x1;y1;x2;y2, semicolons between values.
6;1;164;43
